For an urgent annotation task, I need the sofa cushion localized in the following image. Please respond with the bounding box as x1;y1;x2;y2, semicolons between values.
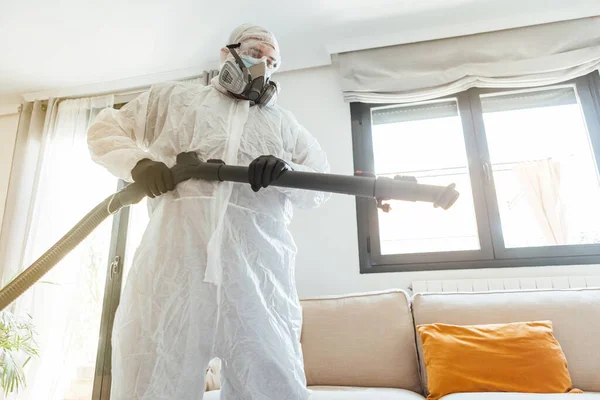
204;386;426;399
441;393;600;399
300;290;421;392
417;321;573;400
412;288;600;393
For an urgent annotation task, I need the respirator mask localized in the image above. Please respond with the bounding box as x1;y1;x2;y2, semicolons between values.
219;43;279;107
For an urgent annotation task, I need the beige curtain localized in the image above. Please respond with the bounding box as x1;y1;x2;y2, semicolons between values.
337;16;600;103
184;69;220;85
0;100;58;286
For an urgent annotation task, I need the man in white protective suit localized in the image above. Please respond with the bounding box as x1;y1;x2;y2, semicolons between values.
87;23;330;400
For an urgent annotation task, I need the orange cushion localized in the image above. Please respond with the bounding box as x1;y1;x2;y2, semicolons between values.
417;321;574;400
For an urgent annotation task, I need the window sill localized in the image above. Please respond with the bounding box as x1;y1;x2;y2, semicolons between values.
361;254;600;274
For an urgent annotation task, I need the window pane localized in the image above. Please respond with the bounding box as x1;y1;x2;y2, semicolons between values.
371;100;480;255
481;87;600;248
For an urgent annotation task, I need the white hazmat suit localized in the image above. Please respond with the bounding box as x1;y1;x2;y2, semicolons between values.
88;25;329;400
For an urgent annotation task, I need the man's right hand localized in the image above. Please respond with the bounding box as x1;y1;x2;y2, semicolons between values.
131;159;175;198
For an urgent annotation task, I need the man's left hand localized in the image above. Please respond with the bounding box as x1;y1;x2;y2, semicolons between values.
248;155;291;192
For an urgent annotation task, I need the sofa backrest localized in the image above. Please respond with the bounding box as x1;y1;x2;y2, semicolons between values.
300;290;421;393
412;288;600;393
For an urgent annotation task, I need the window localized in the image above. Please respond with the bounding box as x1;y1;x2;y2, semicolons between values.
352;73;600;273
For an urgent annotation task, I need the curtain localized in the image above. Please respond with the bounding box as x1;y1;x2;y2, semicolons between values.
2;95;115;400
515;159;568;245
337;16;600;103
0;100;56;286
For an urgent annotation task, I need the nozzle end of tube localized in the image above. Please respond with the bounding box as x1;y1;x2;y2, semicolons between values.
434;183;460;210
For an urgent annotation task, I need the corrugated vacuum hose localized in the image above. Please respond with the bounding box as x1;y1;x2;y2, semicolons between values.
0;152;459;310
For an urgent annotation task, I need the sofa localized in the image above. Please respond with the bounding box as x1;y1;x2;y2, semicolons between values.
204;287;600;399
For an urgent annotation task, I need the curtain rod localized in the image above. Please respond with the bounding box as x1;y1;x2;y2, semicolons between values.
55;70;219;106
22;62;221;102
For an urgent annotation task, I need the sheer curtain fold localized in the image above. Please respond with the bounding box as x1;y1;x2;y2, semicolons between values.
337;16;600;103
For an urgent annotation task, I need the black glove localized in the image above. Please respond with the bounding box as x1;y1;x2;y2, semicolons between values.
131;158;175;198
248;155;291;192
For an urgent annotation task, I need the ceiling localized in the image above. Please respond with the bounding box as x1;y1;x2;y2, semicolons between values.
1;0;599;111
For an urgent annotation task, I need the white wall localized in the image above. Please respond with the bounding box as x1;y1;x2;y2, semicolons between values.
0;112;19;231
275;66;600;298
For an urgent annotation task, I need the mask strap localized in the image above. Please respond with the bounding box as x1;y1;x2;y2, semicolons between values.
226;43;247;73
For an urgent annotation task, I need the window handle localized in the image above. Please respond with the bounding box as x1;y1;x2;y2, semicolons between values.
482;162;493;183
109;256;121;280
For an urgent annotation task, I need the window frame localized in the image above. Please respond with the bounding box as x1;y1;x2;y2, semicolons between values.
352;73;600;274
92;181;132;400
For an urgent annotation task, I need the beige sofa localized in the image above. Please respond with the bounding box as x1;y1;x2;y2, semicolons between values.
204;288;600;399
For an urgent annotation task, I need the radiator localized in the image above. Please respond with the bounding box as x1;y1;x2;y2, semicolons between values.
411;276;600;294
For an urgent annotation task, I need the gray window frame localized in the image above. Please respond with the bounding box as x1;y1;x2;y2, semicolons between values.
92;181;131;399
352;73;600;274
